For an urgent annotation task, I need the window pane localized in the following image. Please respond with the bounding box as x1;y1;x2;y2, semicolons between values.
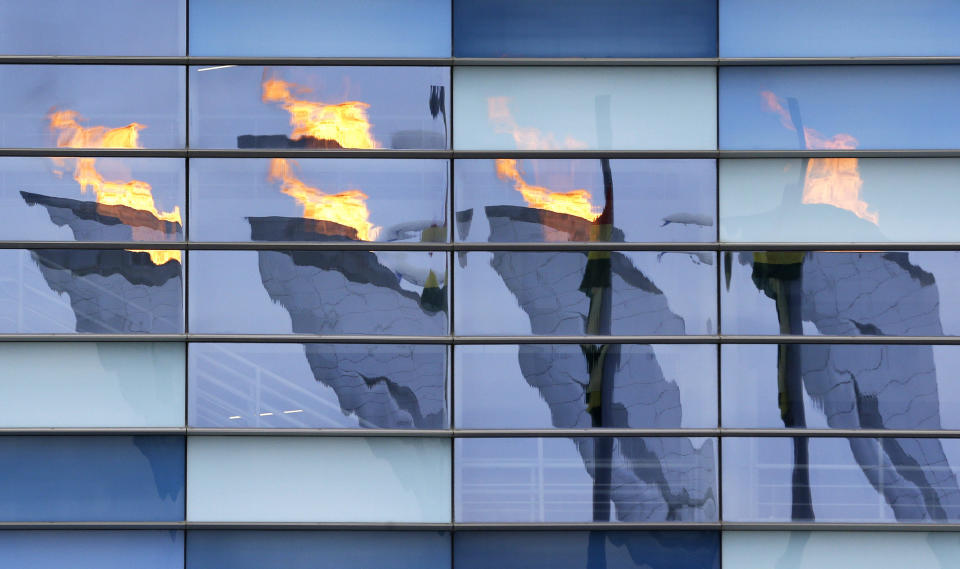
454;68;716;150
721;251;960;336
454;0;716;58
724;531;960;569
0;65;185;149
723;437;960;522
0;436;184;521
0;531;183;569
456;531;719;569
720;66;960;150
186;437;450;522
0;157;184;242
455;344;716;429
187;531;448;569
190;158;447;243
190;0;449;57
0;342;184;427
0;249;183;333
455;159;716;243
189;66;449;150
720;0;960;57
190;343;447;429
188;250;446;335
0;0;185;56
722;345;960;430
455;251;716;335
455;437;718;522
720;159;960;242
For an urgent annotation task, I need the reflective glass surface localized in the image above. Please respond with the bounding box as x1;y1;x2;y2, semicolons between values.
454;67;716;150
455;159;716;243
0;531;184;569
187;436;451;522
0;65;185;149
720;66;960;150
0;157;184;242
723;531;960;569
723;437;960;522
190;0;450;57
0;0;185;56
720;0;960;57
190;343;447;429
0;436;185;521
189;66;450;150
455;437;718;522
720;159;960;242
188;250;446;335
721;251;960;336
0;342;184;428
455;251;716;336
455;344;716;429
0;249;184;334
722;345;960;431
190;158;447;243
453;0;717;58
456;531;720;569
187;531;449;569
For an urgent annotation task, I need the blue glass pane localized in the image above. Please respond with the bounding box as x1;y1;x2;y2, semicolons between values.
455;344;716;429
190;0;449;57
720;0;960;57
720;159;960;242
190;343;447;429
190;158;447;243
454;67;716;151
188;250;446;335
455;437;718;522
724;531;960;569
723;437;960;523
0;65;185;149
187;531;449;569
0;0;185;56
456;531;719;569
455;159;716;243
0;436;184;521
720;66;960;150
0;531;183;569
721;251;960;336
0;249;183;334
722;345;960;430
454;0;716;58
455;251;716;335
190;66;449;150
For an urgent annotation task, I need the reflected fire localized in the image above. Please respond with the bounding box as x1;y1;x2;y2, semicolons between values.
48;110;181;265
760;90;878;224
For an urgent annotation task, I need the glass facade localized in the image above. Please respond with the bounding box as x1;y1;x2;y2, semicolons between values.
1;0;958;565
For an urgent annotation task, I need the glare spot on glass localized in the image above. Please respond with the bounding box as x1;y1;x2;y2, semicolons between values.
259;412;274;416
283;409;304;414
228;415;242;420
196;65;237;72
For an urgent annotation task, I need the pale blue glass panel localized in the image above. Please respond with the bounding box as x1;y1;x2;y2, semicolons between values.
190;0;450;57
454;68;716;150
187;437;451;522
720;66;960;150
724;531;960;569
0;342;184;427
0;531;183;569
720;0;960;57
0;0;185;56
723;437;960;522
720;159;960;242
455;344;716;429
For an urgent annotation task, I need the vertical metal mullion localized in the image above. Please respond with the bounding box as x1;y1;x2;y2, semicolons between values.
183;1;191;564
447;7;457;558
715;2;724;565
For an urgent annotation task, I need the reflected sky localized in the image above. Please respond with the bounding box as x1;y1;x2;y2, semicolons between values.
0;531;183;569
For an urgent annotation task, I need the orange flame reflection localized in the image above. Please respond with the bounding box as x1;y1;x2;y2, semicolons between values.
760;90;878;225
48;110;181;265
269;158;379;241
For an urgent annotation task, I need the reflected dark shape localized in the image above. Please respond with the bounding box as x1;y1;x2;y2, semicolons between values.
237;134;343;149
21;191;182;241
456;531;719;569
